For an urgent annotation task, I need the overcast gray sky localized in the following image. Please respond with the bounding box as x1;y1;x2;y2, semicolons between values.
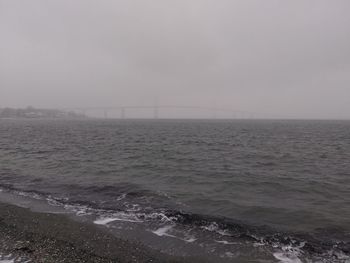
1;0;350;119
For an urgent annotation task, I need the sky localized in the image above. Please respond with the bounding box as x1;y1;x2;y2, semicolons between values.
1;0;350;119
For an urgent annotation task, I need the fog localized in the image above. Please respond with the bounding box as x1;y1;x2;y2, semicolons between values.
1;0;350;119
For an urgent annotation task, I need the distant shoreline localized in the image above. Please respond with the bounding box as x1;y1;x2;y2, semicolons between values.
0;107;86;119
1;117;350;121
0;117;87;120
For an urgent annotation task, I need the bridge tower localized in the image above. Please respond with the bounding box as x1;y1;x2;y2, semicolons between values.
121;107;125;119
153;106;159;119
153;98;159;119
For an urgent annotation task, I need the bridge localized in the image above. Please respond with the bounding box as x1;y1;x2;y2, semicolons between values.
61;105;256;119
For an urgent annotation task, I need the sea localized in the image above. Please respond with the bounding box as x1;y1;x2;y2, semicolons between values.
0;119;349;263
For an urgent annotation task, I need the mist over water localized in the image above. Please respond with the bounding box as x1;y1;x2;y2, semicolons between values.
0;119;349;262
1;0;350;119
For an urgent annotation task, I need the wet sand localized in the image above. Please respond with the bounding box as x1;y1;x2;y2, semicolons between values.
0;202;207;263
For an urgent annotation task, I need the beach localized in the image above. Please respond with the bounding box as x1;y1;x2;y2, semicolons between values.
0;202;204;263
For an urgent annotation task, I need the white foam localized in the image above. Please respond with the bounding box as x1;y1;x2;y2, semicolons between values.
334;250;350;260
273;243;304;263
0;254;15;263
116;194;126;201
202;222;230;236
144;212;176;223
273;252;302;263
64;204;93;216
151;226;197;243
125;204;141;212
46;198;62;207
202;222;219;232
183;236;197;243
215;240;238;245
94;213;143;225
253;241;265;247
152;225;175;237
94;218;120;225
14;190;41;200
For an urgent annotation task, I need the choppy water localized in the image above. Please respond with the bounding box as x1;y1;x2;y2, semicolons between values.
0;119;349;262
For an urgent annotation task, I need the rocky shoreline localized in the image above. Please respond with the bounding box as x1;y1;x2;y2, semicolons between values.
0;202;207;263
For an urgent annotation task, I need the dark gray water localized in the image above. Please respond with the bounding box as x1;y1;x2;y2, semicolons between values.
0;119;349;262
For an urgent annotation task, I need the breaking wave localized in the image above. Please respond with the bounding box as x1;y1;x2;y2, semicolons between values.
1;184;349;262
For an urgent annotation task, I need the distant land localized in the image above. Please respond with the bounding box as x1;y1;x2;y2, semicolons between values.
0;107;86;119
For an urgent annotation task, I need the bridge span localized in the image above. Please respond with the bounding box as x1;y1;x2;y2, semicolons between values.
61;105;256;119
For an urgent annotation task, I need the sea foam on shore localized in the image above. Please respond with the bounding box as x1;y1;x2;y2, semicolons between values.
0;254;15;263
0;201;193;263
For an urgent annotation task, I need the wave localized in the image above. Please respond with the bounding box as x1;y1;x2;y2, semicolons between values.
0;184;349;262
